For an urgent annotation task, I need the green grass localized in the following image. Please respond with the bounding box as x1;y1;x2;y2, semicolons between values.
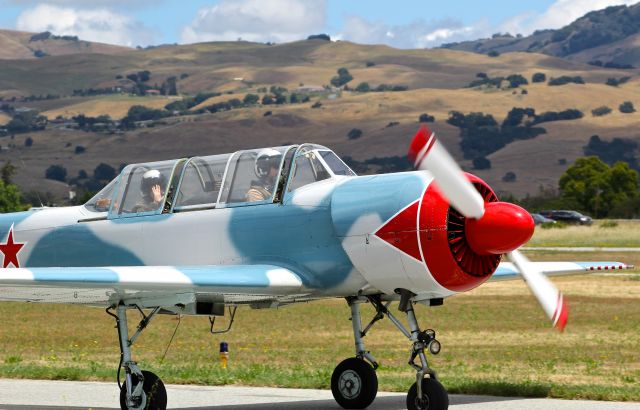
0;267;639;401
526;220;640;247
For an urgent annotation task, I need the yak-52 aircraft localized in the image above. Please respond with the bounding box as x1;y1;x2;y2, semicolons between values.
0;126;631;410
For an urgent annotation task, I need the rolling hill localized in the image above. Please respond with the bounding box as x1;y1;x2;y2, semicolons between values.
442;2;640;67
0;23;639;202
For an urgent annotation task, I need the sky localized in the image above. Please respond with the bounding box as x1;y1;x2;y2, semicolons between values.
0;0;638;48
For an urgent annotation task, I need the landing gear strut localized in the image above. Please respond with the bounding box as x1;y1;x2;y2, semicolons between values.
107;304;167;410
332;293;448;410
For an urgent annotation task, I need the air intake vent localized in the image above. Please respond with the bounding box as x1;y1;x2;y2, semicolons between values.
447;182;501;277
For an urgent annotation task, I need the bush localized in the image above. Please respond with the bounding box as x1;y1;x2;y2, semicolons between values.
24;137;33;147
311;101;322;109
243;94;260;105
599;220;618;228
74;145;86;154
307;33;330;41
473;157;491;169
548;76;585;86
487;50;500;57
476;72;487;78
532;72;546;83
506;74;528;88
347;128;363;140
93;163;116;181
355;82;370;92
330;68;353;88
619;101;635;113
419;113;435;123
591;106;612;117
45;165;67;182
502;171;516;182
605;77;630;87
366;61;376;67
263;111;272;117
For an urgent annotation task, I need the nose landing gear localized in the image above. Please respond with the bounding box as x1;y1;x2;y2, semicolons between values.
331;292;448;410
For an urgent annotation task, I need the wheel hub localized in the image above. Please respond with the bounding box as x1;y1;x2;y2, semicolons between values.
338;370;362;399
415;394;429;410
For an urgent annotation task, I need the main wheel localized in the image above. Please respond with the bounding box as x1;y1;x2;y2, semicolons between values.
406;378;448;410
119;370;167;410
331;357;378;409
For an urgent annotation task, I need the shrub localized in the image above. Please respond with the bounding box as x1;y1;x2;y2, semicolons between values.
74;145;86;154
45;165;67;182
605;77;630;87
386;122;399;128
355;82;370;92
366;61;375;67
311;101;322;109
506;74;528;88
419;113;435;123
502;171;516;182
548;76;585;86
600;220;618;228
619;101;635;113
243;94;260;105
24;137;33;147
472;157;491;169
476;72;487;78
532;72;546;83
347;128;363;140
263;111;272;117
487;50;500;57
591;106;612;117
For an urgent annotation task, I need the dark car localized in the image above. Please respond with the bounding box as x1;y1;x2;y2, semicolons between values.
538;210;593;225
531;213;556;225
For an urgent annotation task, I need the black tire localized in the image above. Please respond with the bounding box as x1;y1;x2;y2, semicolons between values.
406;378;448;410
331;357;378;409
120;370;167;410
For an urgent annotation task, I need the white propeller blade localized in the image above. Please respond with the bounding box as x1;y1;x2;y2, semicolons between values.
508;249;569;331
410;127;485;219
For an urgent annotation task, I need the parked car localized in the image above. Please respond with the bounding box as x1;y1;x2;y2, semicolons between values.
538;210;593;225
530;213;556;225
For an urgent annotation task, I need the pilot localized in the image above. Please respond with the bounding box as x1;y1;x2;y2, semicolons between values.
133;169;166;212
246;149;281;202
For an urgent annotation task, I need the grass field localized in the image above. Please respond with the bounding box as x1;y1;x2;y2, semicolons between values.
0;249;638;401
526;220;640;247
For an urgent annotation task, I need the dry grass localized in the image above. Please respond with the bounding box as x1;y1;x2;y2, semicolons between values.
527;220;640;247
0;112;10;125
42;95;177;119
0;256;638;400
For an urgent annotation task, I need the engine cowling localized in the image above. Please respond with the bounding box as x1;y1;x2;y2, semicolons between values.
331;172;533;298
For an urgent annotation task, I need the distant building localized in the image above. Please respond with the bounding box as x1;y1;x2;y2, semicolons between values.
294;85;325;93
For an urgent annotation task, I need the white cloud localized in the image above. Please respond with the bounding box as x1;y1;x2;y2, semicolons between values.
16;3;154;47
499;0;638;36
338;16;491;49
181;0;326;44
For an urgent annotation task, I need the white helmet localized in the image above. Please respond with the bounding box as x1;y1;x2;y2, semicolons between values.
254;148;281;178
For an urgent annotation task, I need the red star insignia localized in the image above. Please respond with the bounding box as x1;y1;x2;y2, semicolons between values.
0;224;25;268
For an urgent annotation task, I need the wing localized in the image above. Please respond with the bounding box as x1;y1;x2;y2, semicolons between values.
0;265;308;308
492;261;634;280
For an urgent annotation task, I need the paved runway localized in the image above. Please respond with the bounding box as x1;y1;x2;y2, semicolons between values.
0;379;638;410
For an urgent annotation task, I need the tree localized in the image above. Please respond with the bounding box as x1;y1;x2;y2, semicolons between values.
331;68;353;88
347;128;363;140
307;34;330;41
472;157;491;169
619;101;635;113
45;165;67;182
532;72;546;83
591;106;612;117
94;163;116;181
418;113;435;123
243;94;260;105
261;95;274;105
1;161;16;185
559;156;639;217
0;179;22;212
355;82;370;92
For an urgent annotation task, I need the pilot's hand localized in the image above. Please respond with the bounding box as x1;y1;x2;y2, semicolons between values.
151;184;163;203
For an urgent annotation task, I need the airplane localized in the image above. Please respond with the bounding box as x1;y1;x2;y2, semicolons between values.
0;125;632;410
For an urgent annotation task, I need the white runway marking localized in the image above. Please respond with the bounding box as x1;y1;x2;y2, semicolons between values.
0;379;638;410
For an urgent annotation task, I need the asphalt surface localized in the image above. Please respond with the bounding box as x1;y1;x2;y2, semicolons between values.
0;379;638;410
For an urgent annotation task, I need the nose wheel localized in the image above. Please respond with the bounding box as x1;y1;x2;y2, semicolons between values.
331;357;378;409
119;370;167;410
407;378;448;410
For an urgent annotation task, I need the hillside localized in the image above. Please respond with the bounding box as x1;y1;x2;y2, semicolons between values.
0;30;639;201
443;3;640;67
0;29;130;60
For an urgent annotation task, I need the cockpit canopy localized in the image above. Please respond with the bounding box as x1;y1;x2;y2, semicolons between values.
84;144;355;217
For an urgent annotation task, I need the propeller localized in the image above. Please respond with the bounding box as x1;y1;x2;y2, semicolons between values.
409;126;568;331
